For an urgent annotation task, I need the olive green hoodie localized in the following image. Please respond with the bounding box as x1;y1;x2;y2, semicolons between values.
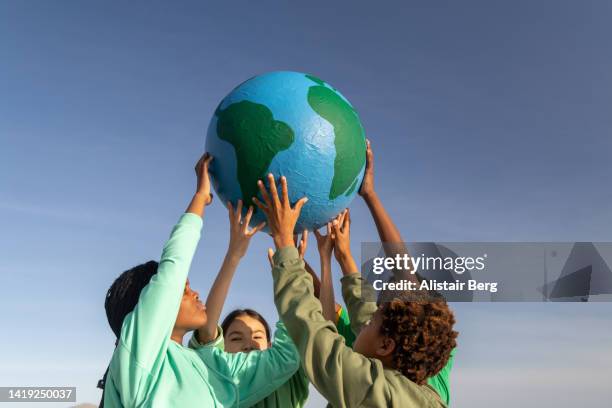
272;246;446;408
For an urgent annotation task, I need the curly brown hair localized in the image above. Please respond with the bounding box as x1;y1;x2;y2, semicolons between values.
379;298;458;385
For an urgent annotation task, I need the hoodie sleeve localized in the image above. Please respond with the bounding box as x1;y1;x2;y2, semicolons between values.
110;213;202;405
193;321;300;408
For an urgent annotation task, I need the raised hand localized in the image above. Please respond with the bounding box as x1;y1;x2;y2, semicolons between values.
187;153;214;217
252;173;308;249
227;200;266;260
313;222;334;263
332;209;358;275
195;153;214;205
358;139;374;198
294;230;309;259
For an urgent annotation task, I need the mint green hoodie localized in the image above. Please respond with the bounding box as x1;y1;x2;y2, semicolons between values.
190;326;310;408
103;213;300;407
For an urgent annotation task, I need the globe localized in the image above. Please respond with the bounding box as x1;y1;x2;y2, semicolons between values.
205;71;366;232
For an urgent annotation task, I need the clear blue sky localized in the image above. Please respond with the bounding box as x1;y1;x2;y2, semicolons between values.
1;1;611;406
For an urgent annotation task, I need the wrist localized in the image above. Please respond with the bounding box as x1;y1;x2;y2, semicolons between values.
361;190;377;202
274;234;295;249
194;191;212;205
337;252;357;273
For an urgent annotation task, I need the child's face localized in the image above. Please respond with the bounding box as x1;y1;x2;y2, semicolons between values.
352;308;394;361
224;315;271;353
174;280;207;331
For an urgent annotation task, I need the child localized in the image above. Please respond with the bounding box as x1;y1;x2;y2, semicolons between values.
331;140;457;405
187;199;310;407
98;154;300;407
254;174;458;407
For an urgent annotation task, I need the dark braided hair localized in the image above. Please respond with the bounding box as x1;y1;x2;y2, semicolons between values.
379;298;458;385
221;309;271;342
97;261;159;407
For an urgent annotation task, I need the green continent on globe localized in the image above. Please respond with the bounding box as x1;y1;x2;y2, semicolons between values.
306;75;366;200
216;100;295;206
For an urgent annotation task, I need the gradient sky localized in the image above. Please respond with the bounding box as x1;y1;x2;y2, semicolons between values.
1;1;611;406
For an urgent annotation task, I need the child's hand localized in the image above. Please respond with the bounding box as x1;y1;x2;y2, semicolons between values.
253;173;308;249
313;222;334;262
294;230;308;259
195;153;214;205
358;139;375;198
332;209;352;263
227;200;266;260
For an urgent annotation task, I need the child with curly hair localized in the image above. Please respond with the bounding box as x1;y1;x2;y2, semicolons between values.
255;174;458;407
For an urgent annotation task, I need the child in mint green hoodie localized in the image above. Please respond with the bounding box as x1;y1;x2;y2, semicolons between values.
98;154;300;408
186;198;310;408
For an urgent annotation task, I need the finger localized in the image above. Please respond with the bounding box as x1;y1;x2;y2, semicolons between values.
267;173;281;209
313;228;323;240
243;205;253;230
236;199;243;223
345;208;351;227
337;210;346;227
326;222;332;237
332;219;341;237
299;230;308;256
252;196;268;212
227;201;234;220
267;248;275;267
248;221;266;236
293;196;309;213
203;152;213;167
280;176;289;207
257;180;273;208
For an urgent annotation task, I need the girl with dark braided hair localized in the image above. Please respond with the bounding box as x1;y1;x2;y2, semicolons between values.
98;153;300;407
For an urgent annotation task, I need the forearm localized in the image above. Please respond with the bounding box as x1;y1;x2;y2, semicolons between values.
199;253;241;342
337;252;359;277
304;261;321;298
186;192;209;218
319;257;336;322
363;191;405;247
363;192;418;282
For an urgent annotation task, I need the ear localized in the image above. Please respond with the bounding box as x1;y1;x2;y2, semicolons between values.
376;336;396;357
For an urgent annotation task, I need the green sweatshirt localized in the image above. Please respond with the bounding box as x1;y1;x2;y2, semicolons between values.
272;247;446;408
337;275;456;406
103;213;300;407
189;326;310;408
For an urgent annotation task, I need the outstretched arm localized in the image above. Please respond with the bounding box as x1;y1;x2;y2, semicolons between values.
314;221;337;322
196;200;265;343
332;209;378;334
113;154;212;405
360;140;416;281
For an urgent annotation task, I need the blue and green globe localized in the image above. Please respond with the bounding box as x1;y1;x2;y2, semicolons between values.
205;71;366;232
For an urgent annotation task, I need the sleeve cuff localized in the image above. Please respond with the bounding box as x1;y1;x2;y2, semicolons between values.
180;212;204;229
189;325;224;350
272;246;300;266
340;273;361;286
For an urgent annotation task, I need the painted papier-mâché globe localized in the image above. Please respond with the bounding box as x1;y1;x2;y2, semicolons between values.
205;71;366;232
